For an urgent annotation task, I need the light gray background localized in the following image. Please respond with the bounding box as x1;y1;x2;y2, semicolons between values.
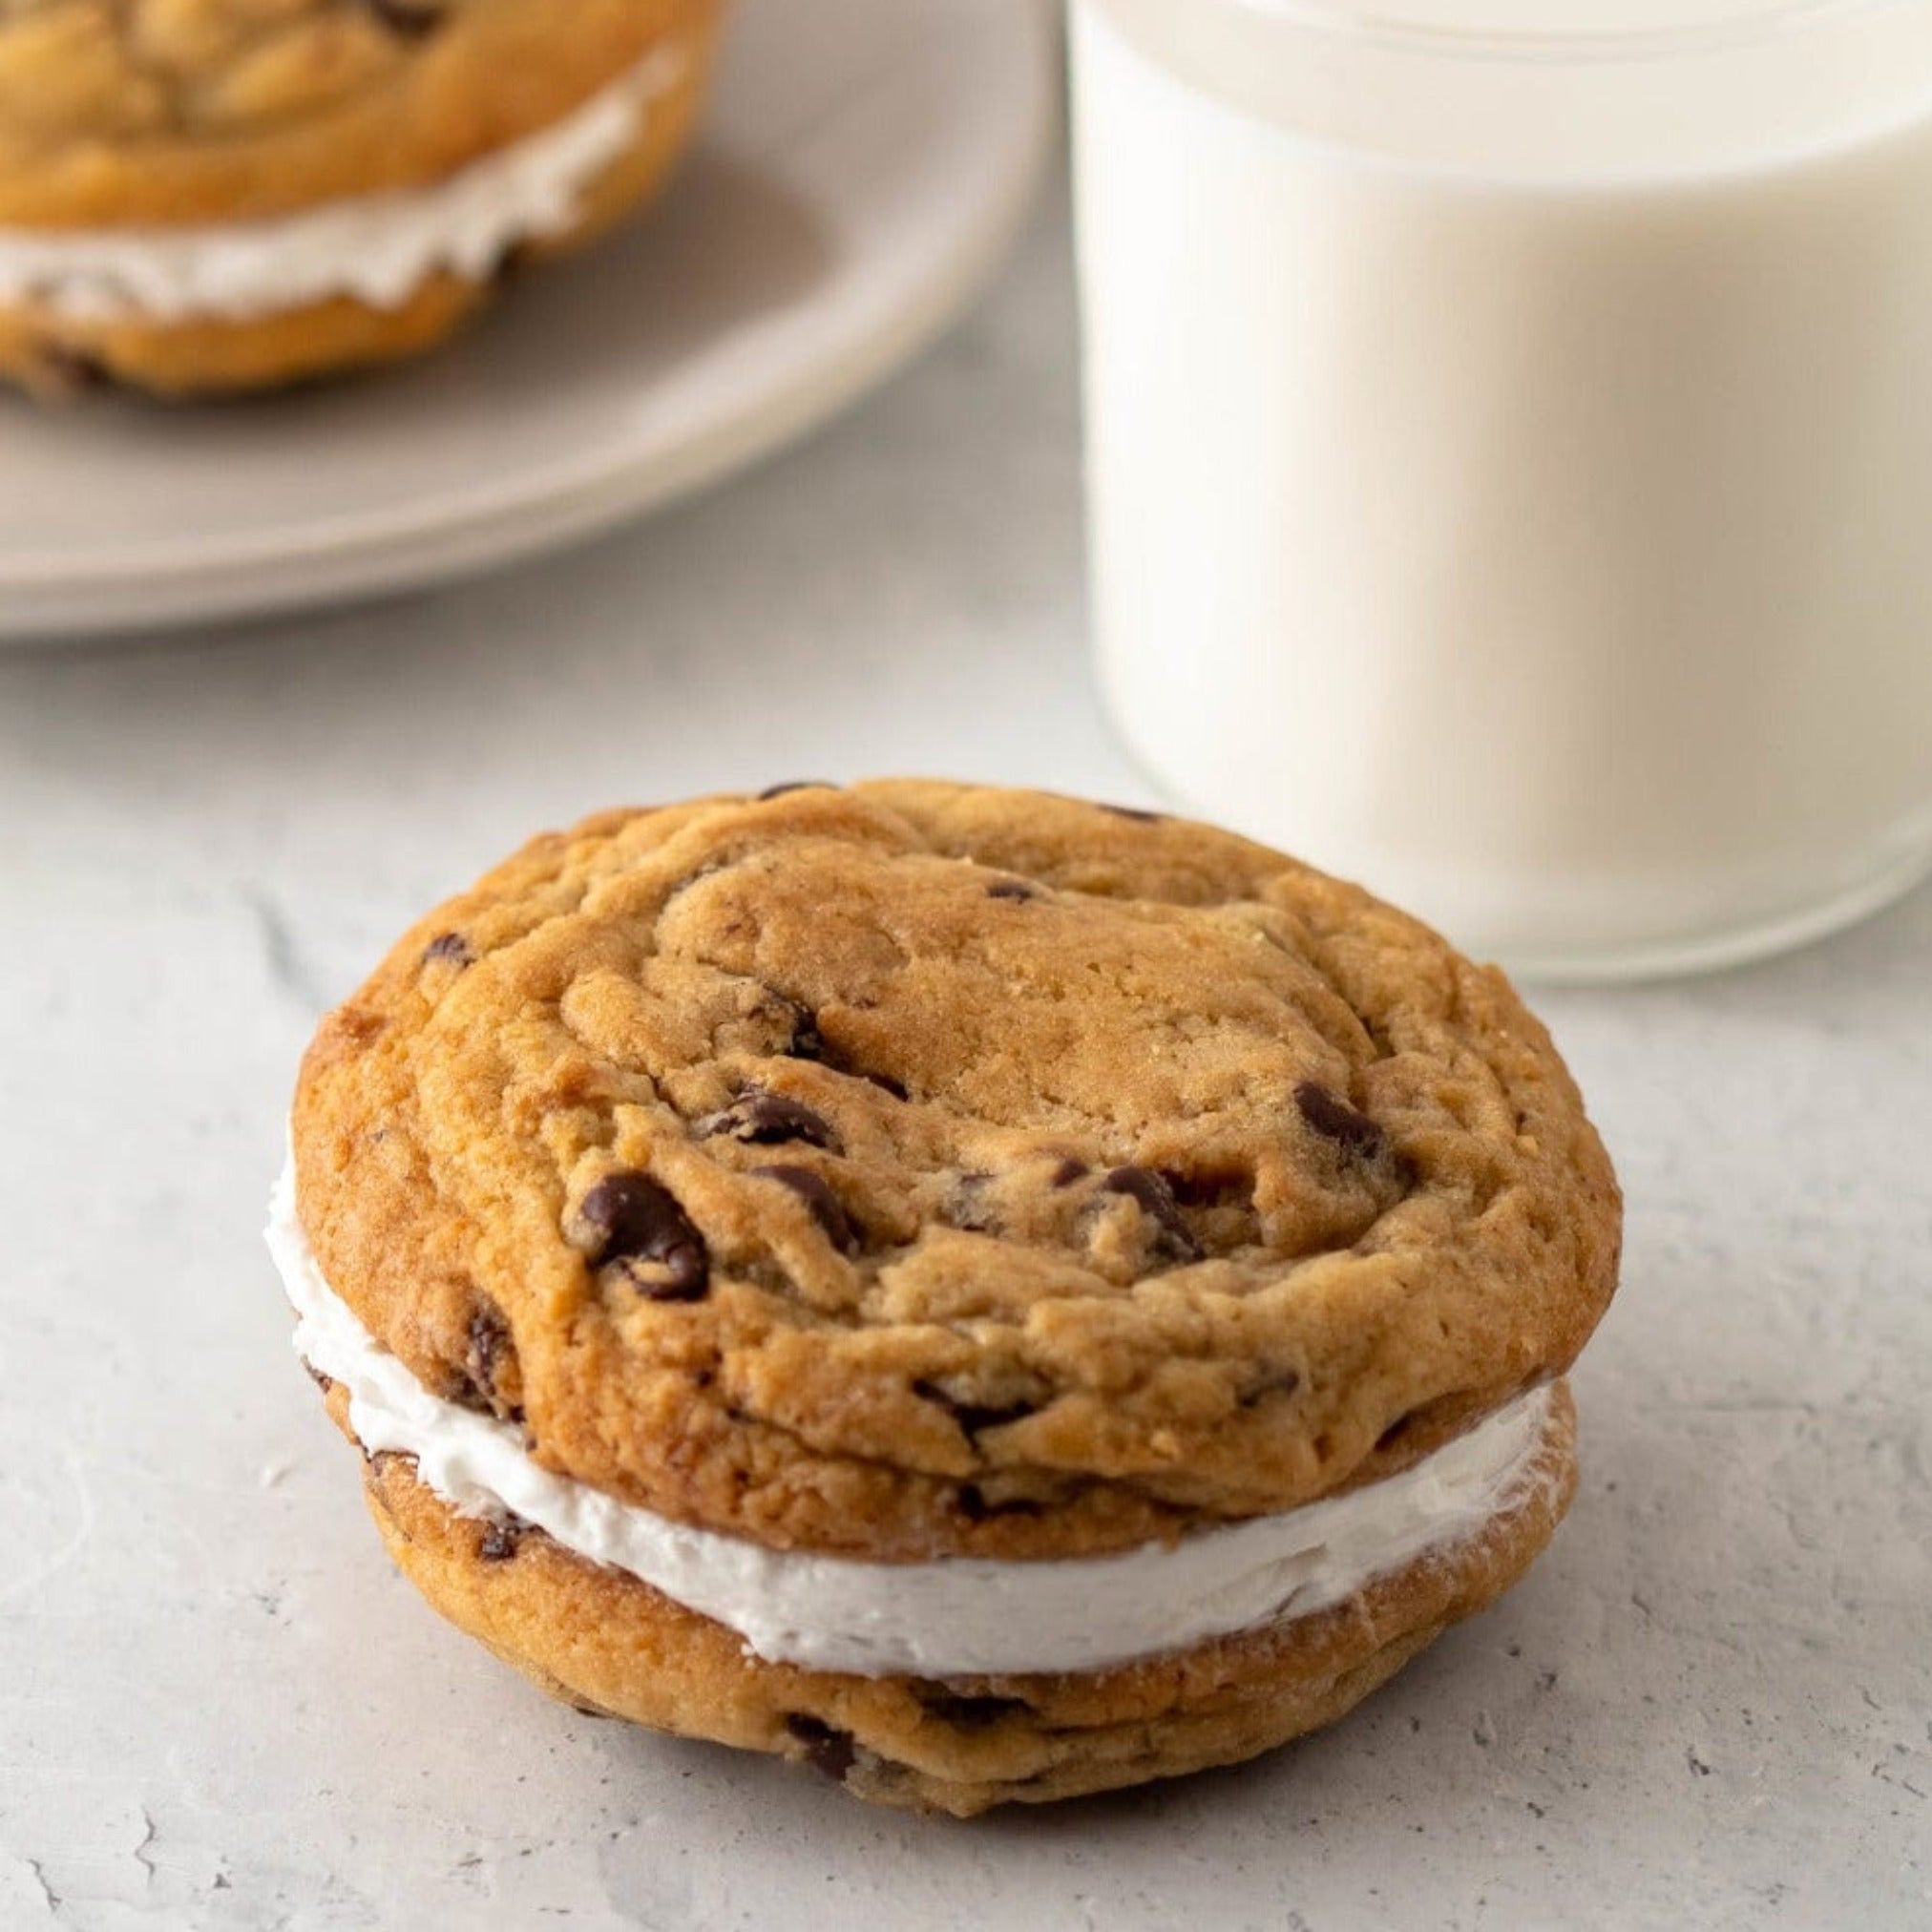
3;168;1928;1932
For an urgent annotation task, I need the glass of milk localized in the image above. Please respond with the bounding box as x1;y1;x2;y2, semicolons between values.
1071;0;1932;980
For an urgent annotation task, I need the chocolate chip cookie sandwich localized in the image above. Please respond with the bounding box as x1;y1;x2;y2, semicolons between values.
268;781;1621;1815
0;0;723;397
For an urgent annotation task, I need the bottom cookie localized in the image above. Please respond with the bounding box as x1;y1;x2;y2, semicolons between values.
340;1380;1578;1816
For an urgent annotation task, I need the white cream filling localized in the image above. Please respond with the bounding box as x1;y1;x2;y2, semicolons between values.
0;44;687;324
267;1159;1558;1677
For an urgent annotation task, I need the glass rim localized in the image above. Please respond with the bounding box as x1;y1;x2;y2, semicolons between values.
1216;0;1909;64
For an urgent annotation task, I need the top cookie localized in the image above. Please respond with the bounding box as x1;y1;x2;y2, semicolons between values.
290;782;1620;1563
0;0;691;226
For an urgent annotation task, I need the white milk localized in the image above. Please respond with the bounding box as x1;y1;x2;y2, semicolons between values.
1073;0;1932;977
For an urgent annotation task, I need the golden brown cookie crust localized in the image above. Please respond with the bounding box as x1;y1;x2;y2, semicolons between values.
290;782;1621;1564
349;1379;1580;1816
0;46;713;397
0;0;717;226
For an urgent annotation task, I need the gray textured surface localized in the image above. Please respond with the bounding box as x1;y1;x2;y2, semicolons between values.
3;172;1928;1932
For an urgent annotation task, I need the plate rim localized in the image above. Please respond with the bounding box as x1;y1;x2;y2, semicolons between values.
0;0;1060;637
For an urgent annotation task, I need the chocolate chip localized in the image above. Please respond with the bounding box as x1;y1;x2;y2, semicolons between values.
1048;1157;1088;1188
1161;1162;1255;1208
957;1485;1043;1522
35;341;113;397
986;879;1035;902
1100;802;1163;823
783;1002;825;1061
942;1406;1035;1437
1240;1368;1302;1410
697;1092;838;1151
914;1690;1032;1730
576;1171;710;1301
421;931;472;968
757;781;836;800
490;240;536;291
776;1005;911;1096
1293;1082;1386;1159
784;1714;855;1782
1100;1165;1202;1264
365;0;444;35
914;1380;1036;1439
461;1301;523;1421
753;1165;857;1254
479;1521;523;1562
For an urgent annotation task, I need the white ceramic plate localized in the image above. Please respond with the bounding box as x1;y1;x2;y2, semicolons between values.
0;0;1058;642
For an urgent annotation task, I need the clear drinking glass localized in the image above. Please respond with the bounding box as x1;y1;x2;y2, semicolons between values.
1072;0;1932;979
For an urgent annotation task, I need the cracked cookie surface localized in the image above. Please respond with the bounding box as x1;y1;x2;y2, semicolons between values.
290;780;1620;1563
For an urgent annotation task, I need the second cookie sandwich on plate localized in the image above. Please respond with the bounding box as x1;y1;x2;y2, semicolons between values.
269;780;1622;1815
0;0;724;397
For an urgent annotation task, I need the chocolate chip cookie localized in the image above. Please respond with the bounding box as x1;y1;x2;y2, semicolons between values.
0;0;724;397
271;780;1621;1814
